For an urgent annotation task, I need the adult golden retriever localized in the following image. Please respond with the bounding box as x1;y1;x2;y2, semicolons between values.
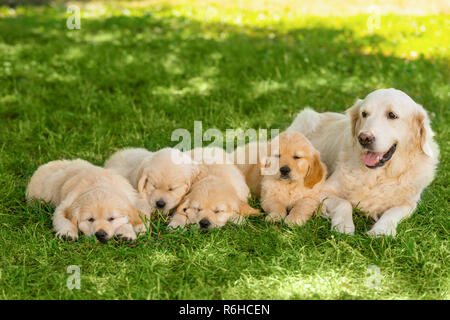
287;88;439;236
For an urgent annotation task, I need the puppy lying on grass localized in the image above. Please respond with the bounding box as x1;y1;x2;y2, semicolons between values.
105;147;199;216
233;131;326;226
168;148;260;230
26;159;151;243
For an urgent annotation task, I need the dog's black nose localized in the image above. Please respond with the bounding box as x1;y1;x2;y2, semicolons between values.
358;132;375;147
280;166;291;175
156;200;166;209
95;230;108;243
199;219;211;229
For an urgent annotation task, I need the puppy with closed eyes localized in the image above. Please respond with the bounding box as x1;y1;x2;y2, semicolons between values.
168;149;259;230
26;159;151;243
105;147;199;216
233;131;326;226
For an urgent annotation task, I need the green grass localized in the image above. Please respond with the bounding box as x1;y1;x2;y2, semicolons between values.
0;1;449;299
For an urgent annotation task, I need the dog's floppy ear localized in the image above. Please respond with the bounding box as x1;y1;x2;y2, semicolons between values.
304;153;325;189
414;108;434;158
176;199;189;215
188;165;201;186
237;201;260;216
346;98;363;138
137;174;149;193
64;206;78;225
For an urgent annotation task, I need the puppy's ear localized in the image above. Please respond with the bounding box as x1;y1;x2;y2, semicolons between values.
304;153;325;189
346;98;363;138
414;108;434;158
188;165;201;186
237;201;260;216
64;206;78;225
176;199;189;215
137;174;149;193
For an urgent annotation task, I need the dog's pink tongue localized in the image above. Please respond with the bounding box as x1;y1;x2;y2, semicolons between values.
362;152;382;166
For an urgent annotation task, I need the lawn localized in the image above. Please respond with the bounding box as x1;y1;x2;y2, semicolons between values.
0;0;448;299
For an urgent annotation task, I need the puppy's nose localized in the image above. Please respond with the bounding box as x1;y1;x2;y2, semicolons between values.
280;166;291;176
358;132;375;147
95;230;108;243
199;219;211;229
156;200;166;209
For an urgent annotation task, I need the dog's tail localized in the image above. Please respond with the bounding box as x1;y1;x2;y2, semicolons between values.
286;107;321;138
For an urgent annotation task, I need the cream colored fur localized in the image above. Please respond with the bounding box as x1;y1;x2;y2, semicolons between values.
26;159;151;242
168;147;259;230
287;88;439;236
230;132;326;226
105;147;199;215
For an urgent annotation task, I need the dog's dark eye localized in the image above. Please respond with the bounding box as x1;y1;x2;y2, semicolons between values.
183;208;187;212
361;111;368;118
293;155;301;160
108;217;115;222
388;112;398;119
88;218;94;222
168;187;173;191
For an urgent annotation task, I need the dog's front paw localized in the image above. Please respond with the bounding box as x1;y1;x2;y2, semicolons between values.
133;223;148;235
115;224;137;241
367;222;396;237
168;220;185;230
168;214;188;230
331;216;355;235
319;202;328;217
56;227;79;241
284;214;307;226
265;212;284;223
230;215;246;225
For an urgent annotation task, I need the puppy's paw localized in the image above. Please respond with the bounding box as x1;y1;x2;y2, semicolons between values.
284;214;307;226
168;215;188;230
367;222;396;237
319;203;328;217
115;224;137;241
331;217;355;235
133;223;148;235
230;215;246;225
265;212;284;223
55;228;78;241
167;220;185;230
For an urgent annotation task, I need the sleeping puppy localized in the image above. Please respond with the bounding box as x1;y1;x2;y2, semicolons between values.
287;88;439;236
26;159;151;243
232;131;326;225
105;147;199;216
168;152;259;230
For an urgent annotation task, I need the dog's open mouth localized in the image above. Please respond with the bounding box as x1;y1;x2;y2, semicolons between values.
362;144;397;168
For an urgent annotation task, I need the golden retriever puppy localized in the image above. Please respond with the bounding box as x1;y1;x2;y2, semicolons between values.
168;153;259;230
105;147;199;215
232;132;326;225
287;88;439;236
26;159;151;243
